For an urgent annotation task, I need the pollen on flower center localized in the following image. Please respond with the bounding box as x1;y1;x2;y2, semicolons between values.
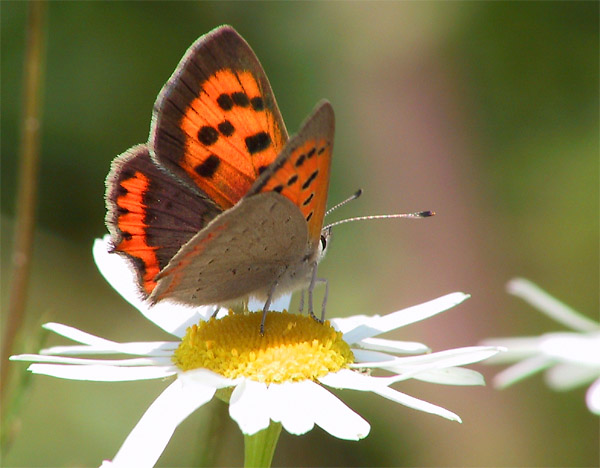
173;311;354;383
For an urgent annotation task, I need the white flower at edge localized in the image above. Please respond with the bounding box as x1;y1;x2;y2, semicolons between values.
481;278;600;415
11;236;502;468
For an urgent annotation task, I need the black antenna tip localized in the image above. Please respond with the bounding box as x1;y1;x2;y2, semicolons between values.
354;188;363;198
420;210;435;217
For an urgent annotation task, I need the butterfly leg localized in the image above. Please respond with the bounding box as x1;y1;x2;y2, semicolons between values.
307;263;328;324
260;281;279;335
319;277;329;322
298;290;305;314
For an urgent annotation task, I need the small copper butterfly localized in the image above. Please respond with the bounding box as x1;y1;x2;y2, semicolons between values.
106;25;334;331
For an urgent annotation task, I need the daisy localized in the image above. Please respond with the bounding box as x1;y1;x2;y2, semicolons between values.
481;278;600;415
11;236;502;467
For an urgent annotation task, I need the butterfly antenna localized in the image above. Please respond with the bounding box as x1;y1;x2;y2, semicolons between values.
323;210;435;230
325;189;363;217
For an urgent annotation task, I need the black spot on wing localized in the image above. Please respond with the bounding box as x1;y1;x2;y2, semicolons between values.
217;93;233;111
198;126;219;145
232;92;250;107
302;170;319;190
195;155;220;178
218;120;235;136
245;132;271;154
251;96;264;111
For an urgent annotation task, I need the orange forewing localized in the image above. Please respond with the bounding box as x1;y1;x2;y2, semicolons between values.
151;26;288;210
259;138;332;242
177;70;286;209
250;101;334;243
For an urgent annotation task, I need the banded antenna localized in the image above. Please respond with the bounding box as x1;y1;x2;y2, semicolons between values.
323;189;434;230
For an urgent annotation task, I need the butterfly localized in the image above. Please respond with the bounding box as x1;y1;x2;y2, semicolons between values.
105;25;334;332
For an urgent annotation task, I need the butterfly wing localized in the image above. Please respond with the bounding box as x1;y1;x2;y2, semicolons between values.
105;144;221;295
249;100;334;246
150;192;308;305
150;101;335;306
150;25;288;211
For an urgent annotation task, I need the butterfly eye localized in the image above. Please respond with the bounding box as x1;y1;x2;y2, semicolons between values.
318;227;332;259
320;234;327;251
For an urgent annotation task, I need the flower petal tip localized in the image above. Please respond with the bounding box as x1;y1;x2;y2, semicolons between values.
450;292;471;303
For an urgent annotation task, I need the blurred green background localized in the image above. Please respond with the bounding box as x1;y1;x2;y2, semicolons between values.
2;2;598;467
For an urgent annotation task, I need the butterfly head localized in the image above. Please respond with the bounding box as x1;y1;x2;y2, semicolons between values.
318;226;332;261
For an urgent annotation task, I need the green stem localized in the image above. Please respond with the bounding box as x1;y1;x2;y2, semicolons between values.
243;421;282;468
1;0;47;398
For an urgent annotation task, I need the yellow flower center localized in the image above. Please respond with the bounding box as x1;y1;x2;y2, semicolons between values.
173;311;354;384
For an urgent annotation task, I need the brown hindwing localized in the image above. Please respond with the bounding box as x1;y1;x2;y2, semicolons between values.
105;144;221;295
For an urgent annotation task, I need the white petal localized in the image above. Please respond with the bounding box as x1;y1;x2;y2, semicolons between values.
507;278;599;332
585;378;600;414
303;380;370;440
370;385;462;422
480;336;542;363
229;380;271;435
28;363;176;381
329;315;373;334
11;354;172;367
352;347;503;381
544;363;600;390
267;381;315;435
411;367;486;386
381;346;503;374
358;337;430;354
248;294;292;313
351;349;398;365
539;332;600;366
492;355;553;388
325;366;484;388
178;368;237;389
38;323;178;357
43;322;117;347
93;236;215;337
321;368;413;391
41;342;178;357
320;370;460;422
320;369;379;391
110;379;214;468
342;293;470;344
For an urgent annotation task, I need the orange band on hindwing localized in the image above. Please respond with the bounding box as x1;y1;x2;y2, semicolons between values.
114;170;160;294
105;145;221;297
